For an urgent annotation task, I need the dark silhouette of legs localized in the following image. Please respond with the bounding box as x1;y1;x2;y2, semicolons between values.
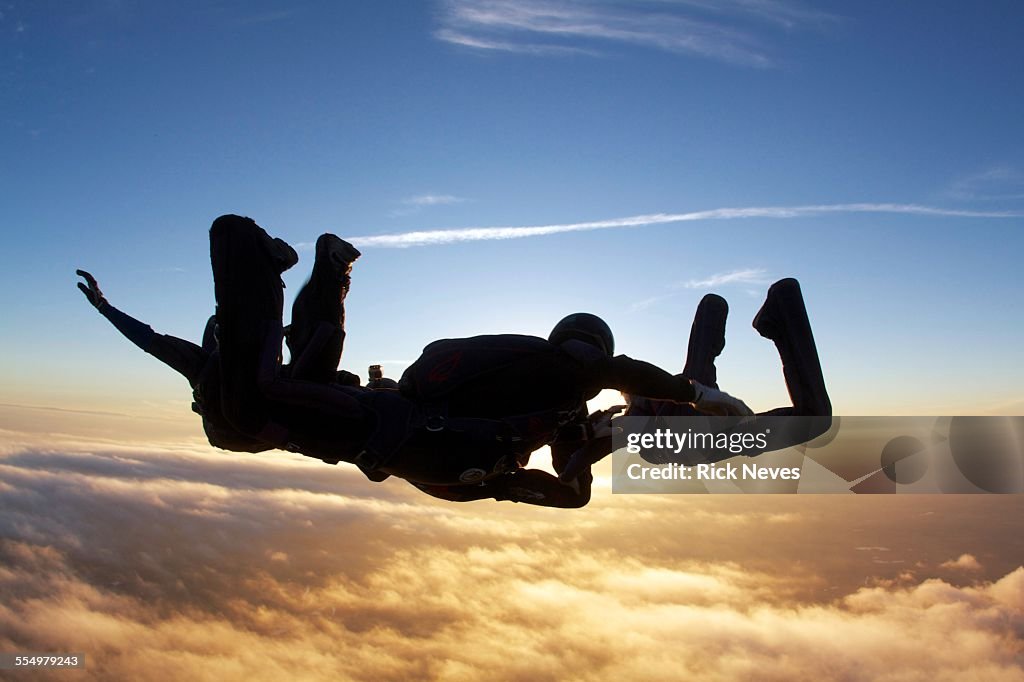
753;278;831;417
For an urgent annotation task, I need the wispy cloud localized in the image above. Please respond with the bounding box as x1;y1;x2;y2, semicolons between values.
391;193;469;217
402;193;466;207
630;292;678;312
435;0;839;67
0;403;127;421
682;267;770;289
631;268;769;310
687;0;838;30
949;165;1024;201
435;27;598;56
350;202;1022;248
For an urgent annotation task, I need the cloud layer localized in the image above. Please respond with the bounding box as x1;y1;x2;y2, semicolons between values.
2;436;1023;680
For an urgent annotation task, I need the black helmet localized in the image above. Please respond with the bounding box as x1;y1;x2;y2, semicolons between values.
549;313;614;356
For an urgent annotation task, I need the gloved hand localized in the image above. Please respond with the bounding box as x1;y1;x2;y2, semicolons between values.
557;406;627;482
588;404;626;439
76;270;107;310
689;380;753;416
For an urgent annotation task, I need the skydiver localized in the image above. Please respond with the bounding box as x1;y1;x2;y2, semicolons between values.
627;281;831;419
78;215;752;507
618;280;832;467
205;215;752;503
75;222;370;458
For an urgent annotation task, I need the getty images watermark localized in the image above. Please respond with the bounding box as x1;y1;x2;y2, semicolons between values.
611;416;1024;494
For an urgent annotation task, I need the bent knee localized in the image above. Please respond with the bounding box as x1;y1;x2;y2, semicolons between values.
210;214;257;237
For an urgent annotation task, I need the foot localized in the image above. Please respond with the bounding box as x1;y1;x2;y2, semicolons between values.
752;278;801;341
211;214;298;274
315;233;361;281
267;236;299;274
682;293;728;387
752;278;832;417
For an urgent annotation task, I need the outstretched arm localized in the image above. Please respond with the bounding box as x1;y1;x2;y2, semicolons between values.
410;467;592;508
589;353;752;416
593;354;696;402
76;270;208;385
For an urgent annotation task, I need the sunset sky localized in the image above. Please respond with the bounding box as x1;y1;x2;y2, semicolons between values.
2;2;1023;679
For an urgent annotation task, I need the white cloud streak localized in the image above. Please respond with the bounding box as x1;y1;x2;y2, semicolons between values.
682;267;770;289
390;193;470;218
949;165;1024;201
630;293;677;312
402;194;466;207
349;202;1022;249
630;267;769;310
434;27;598;55
680;0;839;30
435;0;840;66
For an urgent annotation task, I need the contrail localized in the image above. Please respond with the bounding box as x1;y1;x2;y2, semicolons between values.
348;203;1021;248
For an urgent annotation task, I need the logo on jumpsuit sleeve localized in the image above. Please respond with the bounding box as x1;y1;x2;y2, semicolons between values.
427;351;463;383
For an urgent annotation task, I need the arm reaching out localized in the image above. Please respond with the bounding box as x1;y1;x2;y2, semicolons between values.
76;269;207;384
689;380;754;416
410;468;593;508
77;269;156;350
591;354;753;416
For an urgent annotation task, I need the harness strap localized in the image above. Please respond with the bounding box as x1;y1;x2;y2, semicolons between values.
354;391;418;471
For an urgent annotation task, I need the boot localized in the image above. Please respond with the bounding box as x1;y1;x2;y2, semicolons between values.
752;278;831;416
682;293;728;388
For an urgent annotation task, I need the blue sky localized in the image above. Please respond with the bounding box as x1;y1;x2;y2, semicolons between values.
3;1;1023;423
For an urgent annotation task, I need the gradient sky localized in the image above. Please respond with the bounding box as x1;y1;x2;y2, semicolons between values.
2;0;1023;423
3;4;1024;680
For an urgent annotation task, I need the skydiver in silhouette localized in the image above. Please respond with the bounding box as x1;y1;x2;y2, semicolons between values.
618;281;832;469
78;215;752;507
627;282;830;419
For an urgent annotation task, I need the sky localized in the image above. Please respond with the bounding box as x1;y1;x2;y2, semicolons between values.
2;0;1023;417
2;2;1024;679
